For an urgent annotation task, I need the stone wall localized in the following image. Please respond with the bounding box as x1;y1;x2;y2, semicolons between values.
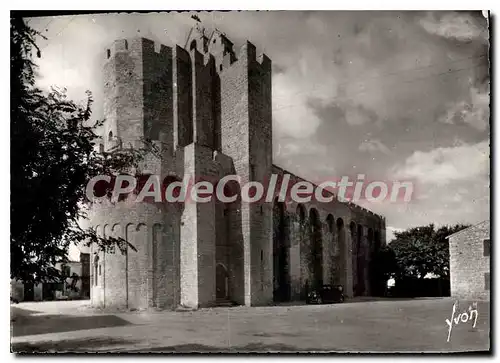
90;201;181;309
449;220;490;301
269;166;385;299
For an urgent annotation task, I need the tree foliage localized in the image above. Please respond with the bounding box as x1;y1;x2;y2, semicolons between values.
384;223;470;280
11;17;147;284
371;244;398;282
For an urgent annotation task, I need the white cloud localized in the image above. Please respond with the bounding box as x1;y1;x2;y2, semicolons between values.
272;72;323;139
440;87;490;131
386;226;403;243
419;12;489;44
392;140;489;186
36;60;91;102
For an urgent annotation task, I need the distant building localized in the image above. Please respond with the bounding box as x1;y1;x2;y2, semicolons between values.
10;252;90;302
447;220;490;300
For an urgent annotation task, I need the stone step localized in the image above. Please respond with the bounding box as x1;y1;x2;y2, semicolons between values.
215;299;234;307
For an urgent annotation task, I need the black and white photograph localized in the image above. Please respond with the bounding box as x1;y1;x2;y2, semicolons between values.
9;8;491;353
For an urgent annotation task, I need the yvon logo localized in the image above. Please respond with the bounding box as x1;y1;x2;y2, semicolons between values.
445;301;478;342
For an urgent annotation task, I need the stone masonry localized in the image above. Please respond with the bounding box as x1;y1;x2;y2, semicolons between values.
448;220;491;301
89;25;386;310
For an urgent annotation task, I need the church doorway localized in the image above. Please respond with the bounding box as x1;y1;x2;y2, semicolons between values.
216;263;229;300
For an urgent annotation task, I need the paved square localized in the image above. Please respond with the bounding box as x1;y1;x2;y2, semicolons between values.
11;298;490;353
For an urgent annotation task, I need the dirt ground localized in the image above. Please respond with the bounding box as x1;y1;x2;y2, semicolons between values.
10;297;490;353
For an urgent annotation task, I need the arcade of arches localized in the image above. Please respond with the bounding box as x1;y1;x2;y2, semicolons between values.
272;200;383;302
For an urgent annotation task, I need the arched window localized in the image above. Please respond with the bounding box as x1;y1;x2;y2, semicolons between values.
350;221;357;236
297;204;306;223
93;255;100;286
108;131;113;142
190;40;197;51
336;217;344;230
368;228;374;251
326;214;334;233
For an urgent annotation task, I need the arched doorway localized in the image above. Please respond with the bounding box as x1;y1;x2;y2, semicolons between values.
273;198;290;302
309;208;323;289
216;263;229;300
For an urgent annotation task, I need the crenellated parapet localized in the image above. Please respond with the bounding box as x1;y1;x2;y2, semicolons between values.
103;37;173;151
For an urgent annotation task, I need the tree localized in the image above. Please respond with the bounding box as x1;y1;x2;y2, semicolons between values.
371;244;397;282
10;17;148;284
387;223;470;281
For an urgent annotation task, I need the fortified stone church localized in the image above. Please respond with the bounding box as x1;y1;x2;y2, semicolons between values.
89;24;386;310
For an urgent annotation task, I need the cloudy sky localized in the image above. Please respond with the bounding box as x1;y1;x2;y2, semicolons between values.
28;11;490;243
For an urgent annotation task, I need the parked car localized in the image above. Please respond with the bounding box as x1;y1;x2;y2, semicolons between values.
306;284;344;304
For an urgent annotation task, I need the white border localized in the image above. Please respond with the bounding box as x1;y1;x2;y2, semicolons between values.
3;5;496;362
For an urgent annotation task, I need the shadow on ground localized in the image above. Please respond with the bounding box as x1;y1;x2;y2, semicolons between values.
127;343;336;353
10;306;41;317
344;297;448;304
11;306;133;337
12;337;140;353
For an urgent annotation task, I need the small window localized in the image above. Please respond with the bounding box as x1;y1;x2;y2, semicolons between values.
99;265;102;276
124;40;128;50
485;272;490;290
190;40;197;51
484;239;491;257
106;49;111;59
261;250;263;261
108;131;113;142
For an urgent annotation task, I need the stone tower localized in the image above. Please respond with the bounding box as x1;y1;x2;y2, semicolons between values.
89;24;386;311
89;25;274;310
